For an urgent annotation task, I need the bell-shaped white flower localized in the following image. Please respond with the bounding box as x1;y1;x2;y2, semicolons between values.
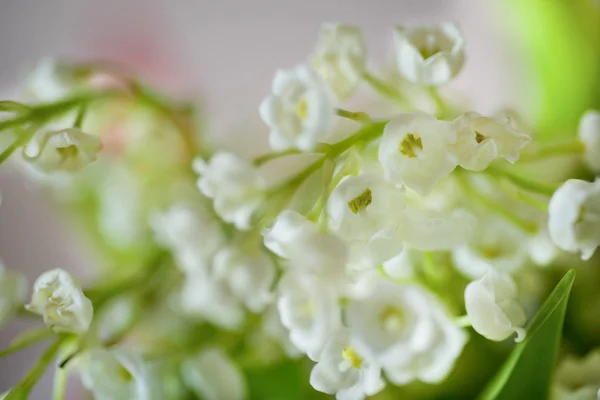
193;152;266;230
264;210;348;280
464;270;527;342
26;268;93;334
262;305;303;358
579;110;600;172
548;179;600;260
454;112;531;171
554;349;600;400
78;348;159;400
149;203;225;273
213;242;276;313
311;23;367;99
310;328;385;400
259;64;335;151
0;261;27;327
452;216;528;279
346;279;467;384
277;270;341;360
182;347;247;400
23;128;102;173
394;22;465;86
378;112;458;195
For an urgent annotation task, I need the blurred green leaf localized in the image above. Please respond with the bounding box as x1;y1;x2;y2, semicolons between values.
479;269;576;399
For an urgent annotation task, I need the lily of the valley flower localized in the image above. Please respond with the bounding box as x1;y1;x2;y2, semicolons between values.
193;152;266;230
181;348;247;400
311;23;367;100
310;328;385;400
0;261;27;327
464;270;527;342
554;349;600;400
23;128;102;173
378;112;458;195
548;179;600;260
346;279;467;384
259;64;335;151
579;110;600;172
394;22;465;86
26;268;93;334
454;112;531;171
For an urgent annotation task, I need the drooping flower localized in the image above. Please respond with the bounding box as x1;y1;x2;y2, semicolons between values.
453;112;531;171
378;112;458;195
259;65;335;151
554;349;600;400
465;270;527;342
578;110;600;172
23;128;102;173
193;152;266;230
311;23;367;99
310;328;385;400
26;268;93;334
181;348;247;400
548;179;600;260
0;261;27;327
277;270;341;360
394;23;465;86
77;348;159;400
346;279;467;384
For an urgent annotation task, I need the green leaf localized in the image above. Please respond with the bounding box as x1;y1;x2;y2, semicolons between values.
479;269;576;400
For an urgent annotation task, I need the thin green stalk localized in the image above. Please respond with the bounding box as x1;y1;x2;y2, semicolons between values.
454;315;472;328
428;86;449;118
0;327;54;358
486;165;559;196
253;148;302;166
336;108;371;123
519;140;585;162
362;72;409;107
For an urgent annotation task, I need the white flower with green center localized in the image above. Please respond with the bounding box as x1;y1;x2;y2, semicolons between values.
579;110;600;172
193;152;266;230
277;270;341;360
0;261;27;327
548;179;600;260
452;216;528;279
259;64;335;151
554;349;600;400
311;23;367;100
464;270;527;342
213;242;276;313
78;349;158;400
346;279;467;384
182;348;247;400
454;112;531;171
327;173;407;270
26;268;93;334
23;128;102;173
310;328;385;400
378;112;458;196
394;22;465;86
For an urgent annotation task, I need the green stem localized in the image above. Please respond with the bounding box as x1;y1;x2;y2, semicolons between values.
454;315;472;328
0;327;54;358
336;108;371;123
486;165;559;196
427;86;449;118
362;72;409;107
252;148;302;166
73;104;88;129
6;336;67;399
519;140;585;162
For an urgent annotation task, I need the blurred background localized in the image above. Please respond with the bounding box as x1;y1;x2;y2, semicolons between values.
0;0;598;398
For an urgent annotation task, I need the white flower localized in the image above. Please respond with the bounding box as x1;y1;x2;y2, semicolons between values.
179;269;245;330
548;179;600;260
465;270;526;342
311;23;367;99
394;22;465;86
346;279;467;384
26;268;93;334
25;58;70;102
262;305;303;358
327;174;406;270
554;349;600;400
277;270;341;360
0;261;27;327
213;242;276;313
259;65;335;151
378;112;458;195
193;152;266;230
528;226;559;267
149;203;225;273
23;128;102;173
310;328;385;400
78;348;159;400
454;112;531;171
264;210;347;280
181;348;247;400
579;110;600;172
452;216;528;279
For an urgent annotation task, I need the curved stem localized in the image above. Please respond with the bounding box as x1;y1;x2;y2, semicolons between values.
336;108;371;123
486;165;559;196
519;140;584;162
253;148;303;166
